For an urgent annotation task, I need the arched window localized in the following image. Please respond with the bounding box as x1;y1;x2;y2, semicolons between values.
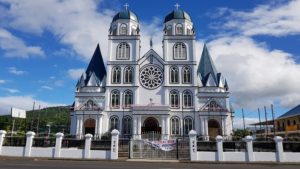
111;66;121;83
171;116;180;135
173;42;187;60
116;42;130;60
184;117;193;135
112;25;117;35
119;23;127;35
166;25;172;35
86;100;94;110
170;66;179;83
183;90;193;108
170;90;179;108
175;24;183;35
182;66;192;83
124;66;133;83
110;116;119;131
111;90;120;108
123;90;133;108
123;116;132;135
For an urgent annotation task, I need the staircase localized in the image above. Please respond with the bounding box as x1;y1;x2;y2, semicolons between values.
118;139;130;159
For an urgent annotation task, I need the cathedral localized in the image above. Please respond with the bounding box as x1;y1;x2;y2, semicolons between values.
70;7;234;140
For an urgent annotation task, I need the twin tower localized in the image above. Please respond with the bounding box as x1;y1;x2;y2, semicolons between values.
70;7;234;141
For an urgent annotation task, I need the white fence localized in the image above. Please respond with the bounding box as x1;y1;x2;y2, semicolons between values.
0;130;119;160
188;130;300;162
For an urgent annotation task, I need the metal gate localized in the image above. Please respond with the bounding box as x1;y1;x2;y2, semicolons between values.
130;134;190;160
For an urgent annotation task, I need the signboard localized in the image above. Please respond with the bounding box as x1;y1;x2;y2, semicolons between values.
143;139;176;151
11;107;26;118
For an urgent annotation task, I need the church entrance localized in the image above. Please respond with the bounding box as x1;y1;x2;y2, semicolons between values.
208;119;221;139
142;117;161;133
84;118;96;135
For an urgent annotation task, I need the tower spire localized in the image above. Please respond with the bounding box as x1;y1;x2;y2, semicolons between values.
150;37;153;49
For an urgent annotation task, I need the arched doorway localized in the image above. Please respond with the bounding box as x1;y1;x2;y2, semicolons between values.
84;118;96;135
208;119;221;138
142;117;161;133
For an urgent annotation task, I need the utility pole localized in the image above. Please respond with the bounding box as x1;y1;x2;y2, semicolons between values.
271;104;275;136
242;108;246;131
258;108;262;136
264;106;268;140
30;101;35;131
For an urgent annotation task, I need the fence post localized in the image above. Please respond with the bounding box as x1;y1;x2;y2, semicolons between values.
110;129;119;160
24;131;35;157
0;130;7;155
244;135;254;162
274;136;284;162
54;132;64;158
189;130;197;161
84;134;93;159
216;135;223;161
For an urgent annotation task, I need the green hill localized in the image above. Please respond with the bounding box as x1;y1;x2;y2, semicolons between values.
0;106;71;136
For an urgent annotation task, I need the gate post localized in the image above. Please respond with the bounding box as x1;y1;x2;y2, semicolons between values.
84;134;93;159
216;135;224;161
189;130;197;161
244;135;254;162
24;131;35;157
54;132;64;158
274;136;284;162
110;129;119;160
0;130;6;155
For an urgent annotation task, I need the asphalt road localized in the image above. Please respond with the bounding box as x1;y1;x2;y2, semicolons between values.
0;158;299;169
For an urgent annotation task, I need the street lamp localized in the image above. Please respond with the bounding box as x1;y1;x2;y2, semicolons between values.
46;122;52;137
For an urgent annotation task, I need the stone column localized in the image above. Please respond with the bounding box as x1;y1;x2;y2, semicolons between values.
244;135;254;162
189;130;197;161
165;116;170;140
216;135;224;161
137;116;141;139
84;134;93;159
204;117;209;141
0;130;6;155
199;116;204;137
110;129;119;160
133;116;137;139
54;132;64;158
79;118;83;139
274;136;284;162
161;116;166;139
98;115;103;139
24;131;35;157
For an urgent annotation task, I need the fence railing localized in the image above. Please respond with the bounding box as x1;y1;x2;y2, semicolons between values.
283;142;300;152
223;141;246;152
61;138;85;149
32;137;56;147
3;136;26;147
253;141;276;152
91;140;111;150
197;141;217;152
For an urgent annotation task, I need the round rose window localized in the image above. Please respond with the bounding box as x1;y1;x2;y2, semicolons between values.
139;65;163;89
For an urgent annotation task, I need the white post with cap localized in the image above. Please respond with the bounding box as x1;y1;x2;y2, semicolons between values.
274;136;284;162
110;129;119;160
216;135;224;161
54;132;64;158
189;130;197;161
244;135;254;162
0;130;7;155
84;134;93;159
24;131;35;157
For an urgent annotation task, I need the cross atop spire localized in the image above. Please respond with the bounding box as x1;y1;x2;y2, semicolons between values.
124;3;129;10
174;3;180;10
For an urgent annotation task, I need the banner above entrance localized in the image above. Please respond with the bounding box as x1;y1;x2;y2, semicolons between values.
143;139;176;151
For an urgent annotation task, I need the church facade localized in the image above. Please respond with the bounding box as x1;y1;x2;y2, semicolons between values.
70;7;234;140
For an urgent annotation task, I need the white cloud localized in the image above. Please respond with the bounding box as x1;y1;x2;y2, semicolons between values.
0;95;64;115
41;85;53;90
54;80;64;87
67;68;85;80
0;0;114;62
8;67;27;75
218;0;300;36
208;36;300;109
0;28;45;58
7;88;19;94
0;80;6;84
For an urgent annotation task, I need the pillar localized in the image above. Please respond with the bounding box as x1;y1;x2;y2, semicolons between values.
24;131;35;157
165;116;170;140
162;116;166;139
274;136;284;162
199;116;204;137
244;135;254;162
84;134;93;159
133;116;137;139
54;132;64;158
216;135;223;161
204;117;209;141
189;130;197;161
137;116;141;139
110;129;119;160
0;130;6;155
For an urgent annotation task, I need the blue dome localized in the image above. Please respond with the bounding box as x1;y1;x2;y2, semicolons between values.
112;9;139;22
164;9;191;23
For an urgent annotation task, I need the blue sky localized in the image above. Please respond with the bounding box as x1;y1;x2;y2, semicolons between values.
1;0;300;128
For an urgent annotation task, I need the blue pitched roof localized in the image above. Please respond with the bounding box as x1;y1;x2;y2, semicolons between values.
197;44;219;86
84;44;106;85
278;104;300;119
